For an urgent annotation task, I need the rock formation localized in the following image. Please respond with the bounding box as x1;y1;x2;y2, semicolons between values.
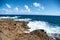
0;19;52;40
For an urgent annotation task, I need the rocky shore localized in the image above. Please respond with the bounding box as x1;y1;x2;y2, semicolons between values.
0;19;52;40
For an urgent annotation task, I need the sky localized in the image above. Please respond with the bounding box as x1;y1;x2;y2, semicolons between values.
0;0;60;15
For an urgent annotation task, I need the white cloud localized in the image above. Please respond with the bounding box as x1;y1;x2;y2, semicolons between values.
0;8;10;13
33;2;41;7
5;9;13;14
15;7;18;11
5;7;19;14
0;8;16;14
19;5;31;13
20;9;27;13
0;8;19;14
6;4;11;8
33;2;44;10
14;7;18;12
24;5;31;13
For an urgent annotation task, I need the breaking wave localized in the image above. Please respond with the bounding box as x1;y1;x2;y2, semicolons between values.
27;21;60;34
0;16;31;21
0;16;18;19
14;18;31;21
0;16;60;34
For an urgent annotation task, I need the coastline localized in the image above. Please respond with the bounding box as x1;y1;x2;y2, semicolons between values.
0;18;52;40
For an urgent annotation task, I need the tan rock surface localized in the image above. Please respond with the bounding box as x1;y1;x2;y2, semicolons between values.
0;19;52;40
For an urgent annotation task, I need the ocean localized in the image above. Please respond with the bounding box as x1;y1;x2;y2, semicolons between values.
0;15;60;34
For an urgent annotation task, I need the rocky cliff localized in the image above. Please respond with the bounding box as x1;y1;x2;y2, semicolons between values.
0;19;52;40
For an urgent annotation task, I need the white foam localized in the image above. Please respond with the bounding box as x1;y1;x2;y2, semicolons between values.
27;21;60;34
0;16;18;19
14;18;31;21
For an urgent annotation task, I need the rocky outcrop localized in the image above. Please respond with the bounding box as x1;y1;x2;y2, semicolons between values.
0;20;30;40
0;19;52;40
49;33;60;40
30;29;52;40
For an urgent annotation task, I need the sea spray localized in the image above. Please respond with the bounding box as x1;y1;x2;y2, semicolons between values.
27;21;60;34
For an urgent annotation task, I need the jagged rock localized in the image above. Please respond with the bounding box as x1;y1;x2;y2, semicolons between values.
0;19;52;40
49;33;60;40
30;29;52;40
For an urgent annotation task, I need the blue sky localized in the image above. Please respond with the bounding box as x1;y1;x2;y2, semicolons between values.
0;0;60;15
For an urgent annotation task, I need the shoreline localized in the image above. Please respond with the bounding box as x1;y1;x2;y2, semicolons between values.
0;18;60;40
0;18;52;40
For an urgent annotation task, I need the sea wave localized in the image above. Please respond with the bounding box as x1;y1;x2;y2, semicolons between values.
27;21;60;34
0;16;60;34
14;18;32;21
0;16;32;21
0;16;18;19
